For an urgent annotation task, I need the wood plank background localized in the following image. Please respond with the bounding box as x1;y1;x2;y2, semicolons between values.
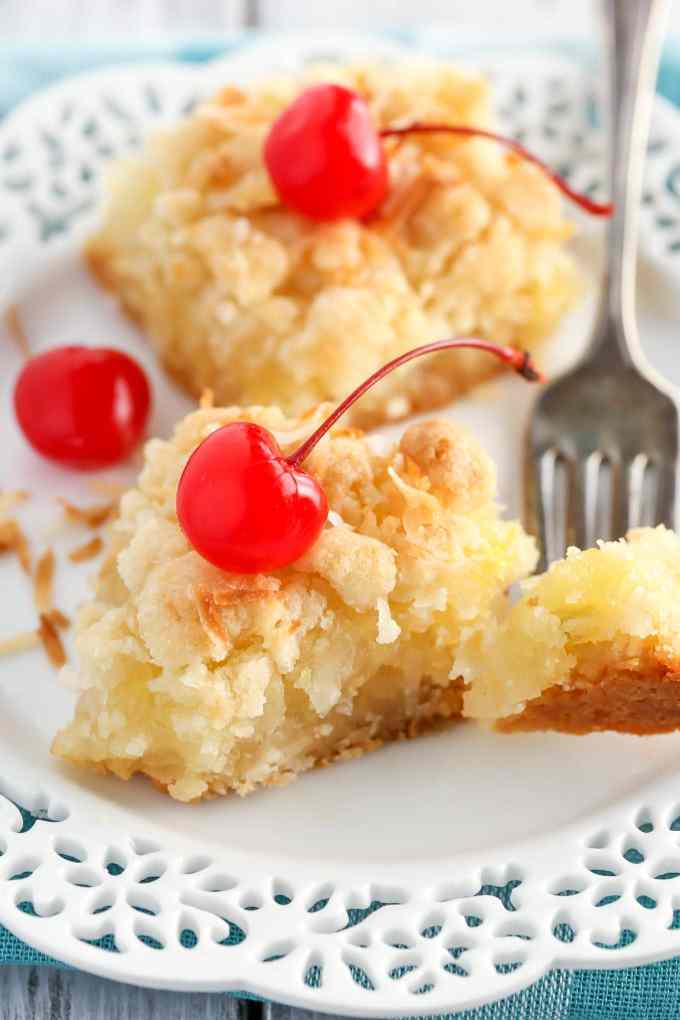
1;0;679;40
1;0;679;1016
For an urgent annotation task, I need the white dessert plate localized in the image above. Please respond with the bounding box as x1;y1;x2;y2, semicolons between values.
2;32;680;1017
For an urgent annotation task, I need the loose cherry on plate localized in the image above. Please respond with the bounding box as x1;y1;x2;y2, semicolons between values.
176;337;545;575
264;83;614;222
14;346;151;470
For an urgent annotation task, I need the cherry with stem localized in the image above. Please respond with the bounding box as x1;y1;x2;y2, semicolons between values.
264;83;614;223
287;337;543;468
379;123;613;218
177;338;545;575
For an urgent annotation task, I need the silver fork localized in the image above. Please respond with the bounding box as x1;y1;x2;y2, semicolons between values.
525;0;680;572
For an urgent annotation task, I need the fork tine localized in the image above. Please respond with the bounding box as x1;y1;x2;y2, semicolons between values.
611;458;629;541
526;447;555;573
620;453;648;533
655;459;677;531
565;456;587;552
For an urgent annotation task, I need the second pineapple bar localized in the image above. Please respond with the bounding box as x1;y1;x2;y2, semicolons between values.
86;61;578;428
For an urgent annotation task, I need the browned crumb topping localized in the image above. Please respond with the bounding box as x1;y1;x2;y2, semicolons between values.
69;536;104;563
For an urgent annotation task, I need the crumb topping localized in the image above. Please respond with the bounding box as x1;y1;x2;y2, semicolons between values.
87;61;577;428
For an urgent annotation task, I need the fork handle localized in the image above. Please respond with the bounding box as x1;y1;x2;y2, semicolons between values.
595;0;670;367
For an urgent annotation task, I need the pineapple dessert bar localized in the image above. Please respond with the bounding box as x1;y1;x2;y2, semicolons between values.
53;404;537;801
86;60;580;429
459;526;680;734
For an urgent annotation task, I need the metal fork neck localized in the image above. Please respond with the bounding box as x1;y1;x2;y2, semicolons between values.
595;0;669;368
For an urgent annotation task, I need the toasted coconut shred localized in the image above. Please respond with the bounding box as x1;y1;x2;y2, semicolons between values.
46;609;70;630
0;490;29;515
38;613;67;668
69;536;103;563
3;304;30;358
0;499;72;666
60;499;115;528
0;517;31;573
0;631;40;657
33;548;55;614
88;479;126;499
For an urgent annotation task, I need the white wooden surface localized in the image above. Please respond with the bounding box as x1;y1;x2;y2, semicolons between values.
0;966;337;1020
1;1;678;1017
0;0;679;40
0;965;340;1020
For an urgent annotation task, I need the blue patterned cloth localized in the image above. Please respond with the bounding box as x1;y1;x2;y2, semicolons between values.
4;33;680;1018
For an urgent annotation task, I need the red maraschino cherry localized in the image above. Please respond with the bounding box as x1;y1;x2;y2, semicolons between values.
264;83;613;222
264;83;388;221
14;346;151;470
176;338;544;574
176;422;328;576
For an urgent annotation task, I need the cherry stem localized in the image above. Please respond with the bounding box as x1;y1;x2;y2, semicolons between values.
286;338;544;468
379;123;614;217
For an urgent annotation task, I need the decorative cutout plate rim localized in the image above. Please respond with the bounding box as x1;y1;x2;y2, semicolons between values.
3;32;680;1015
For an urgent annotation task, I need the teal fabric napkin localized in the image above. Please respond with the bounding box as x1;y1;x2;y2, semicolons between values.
4;32;680;1019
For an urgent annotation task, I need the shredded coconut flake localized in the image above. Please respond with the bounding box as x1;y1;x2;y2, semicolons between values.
0;630;40;657
3;304;30;358
38;613;67;669
0;517;31;573
60;499;115;529
33;548;55;614
387;465;437;508
0;490;29;515
327;510;347;528
69;536;104;563
47;609;70;630
376;597;401;645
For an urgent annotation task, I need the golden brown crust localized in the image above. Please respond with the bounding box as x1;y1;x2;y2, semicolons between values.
499;661;680;735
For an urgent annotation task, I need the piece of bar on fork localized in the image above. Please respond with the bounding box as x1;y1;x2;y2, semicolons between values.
456;0;680;736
